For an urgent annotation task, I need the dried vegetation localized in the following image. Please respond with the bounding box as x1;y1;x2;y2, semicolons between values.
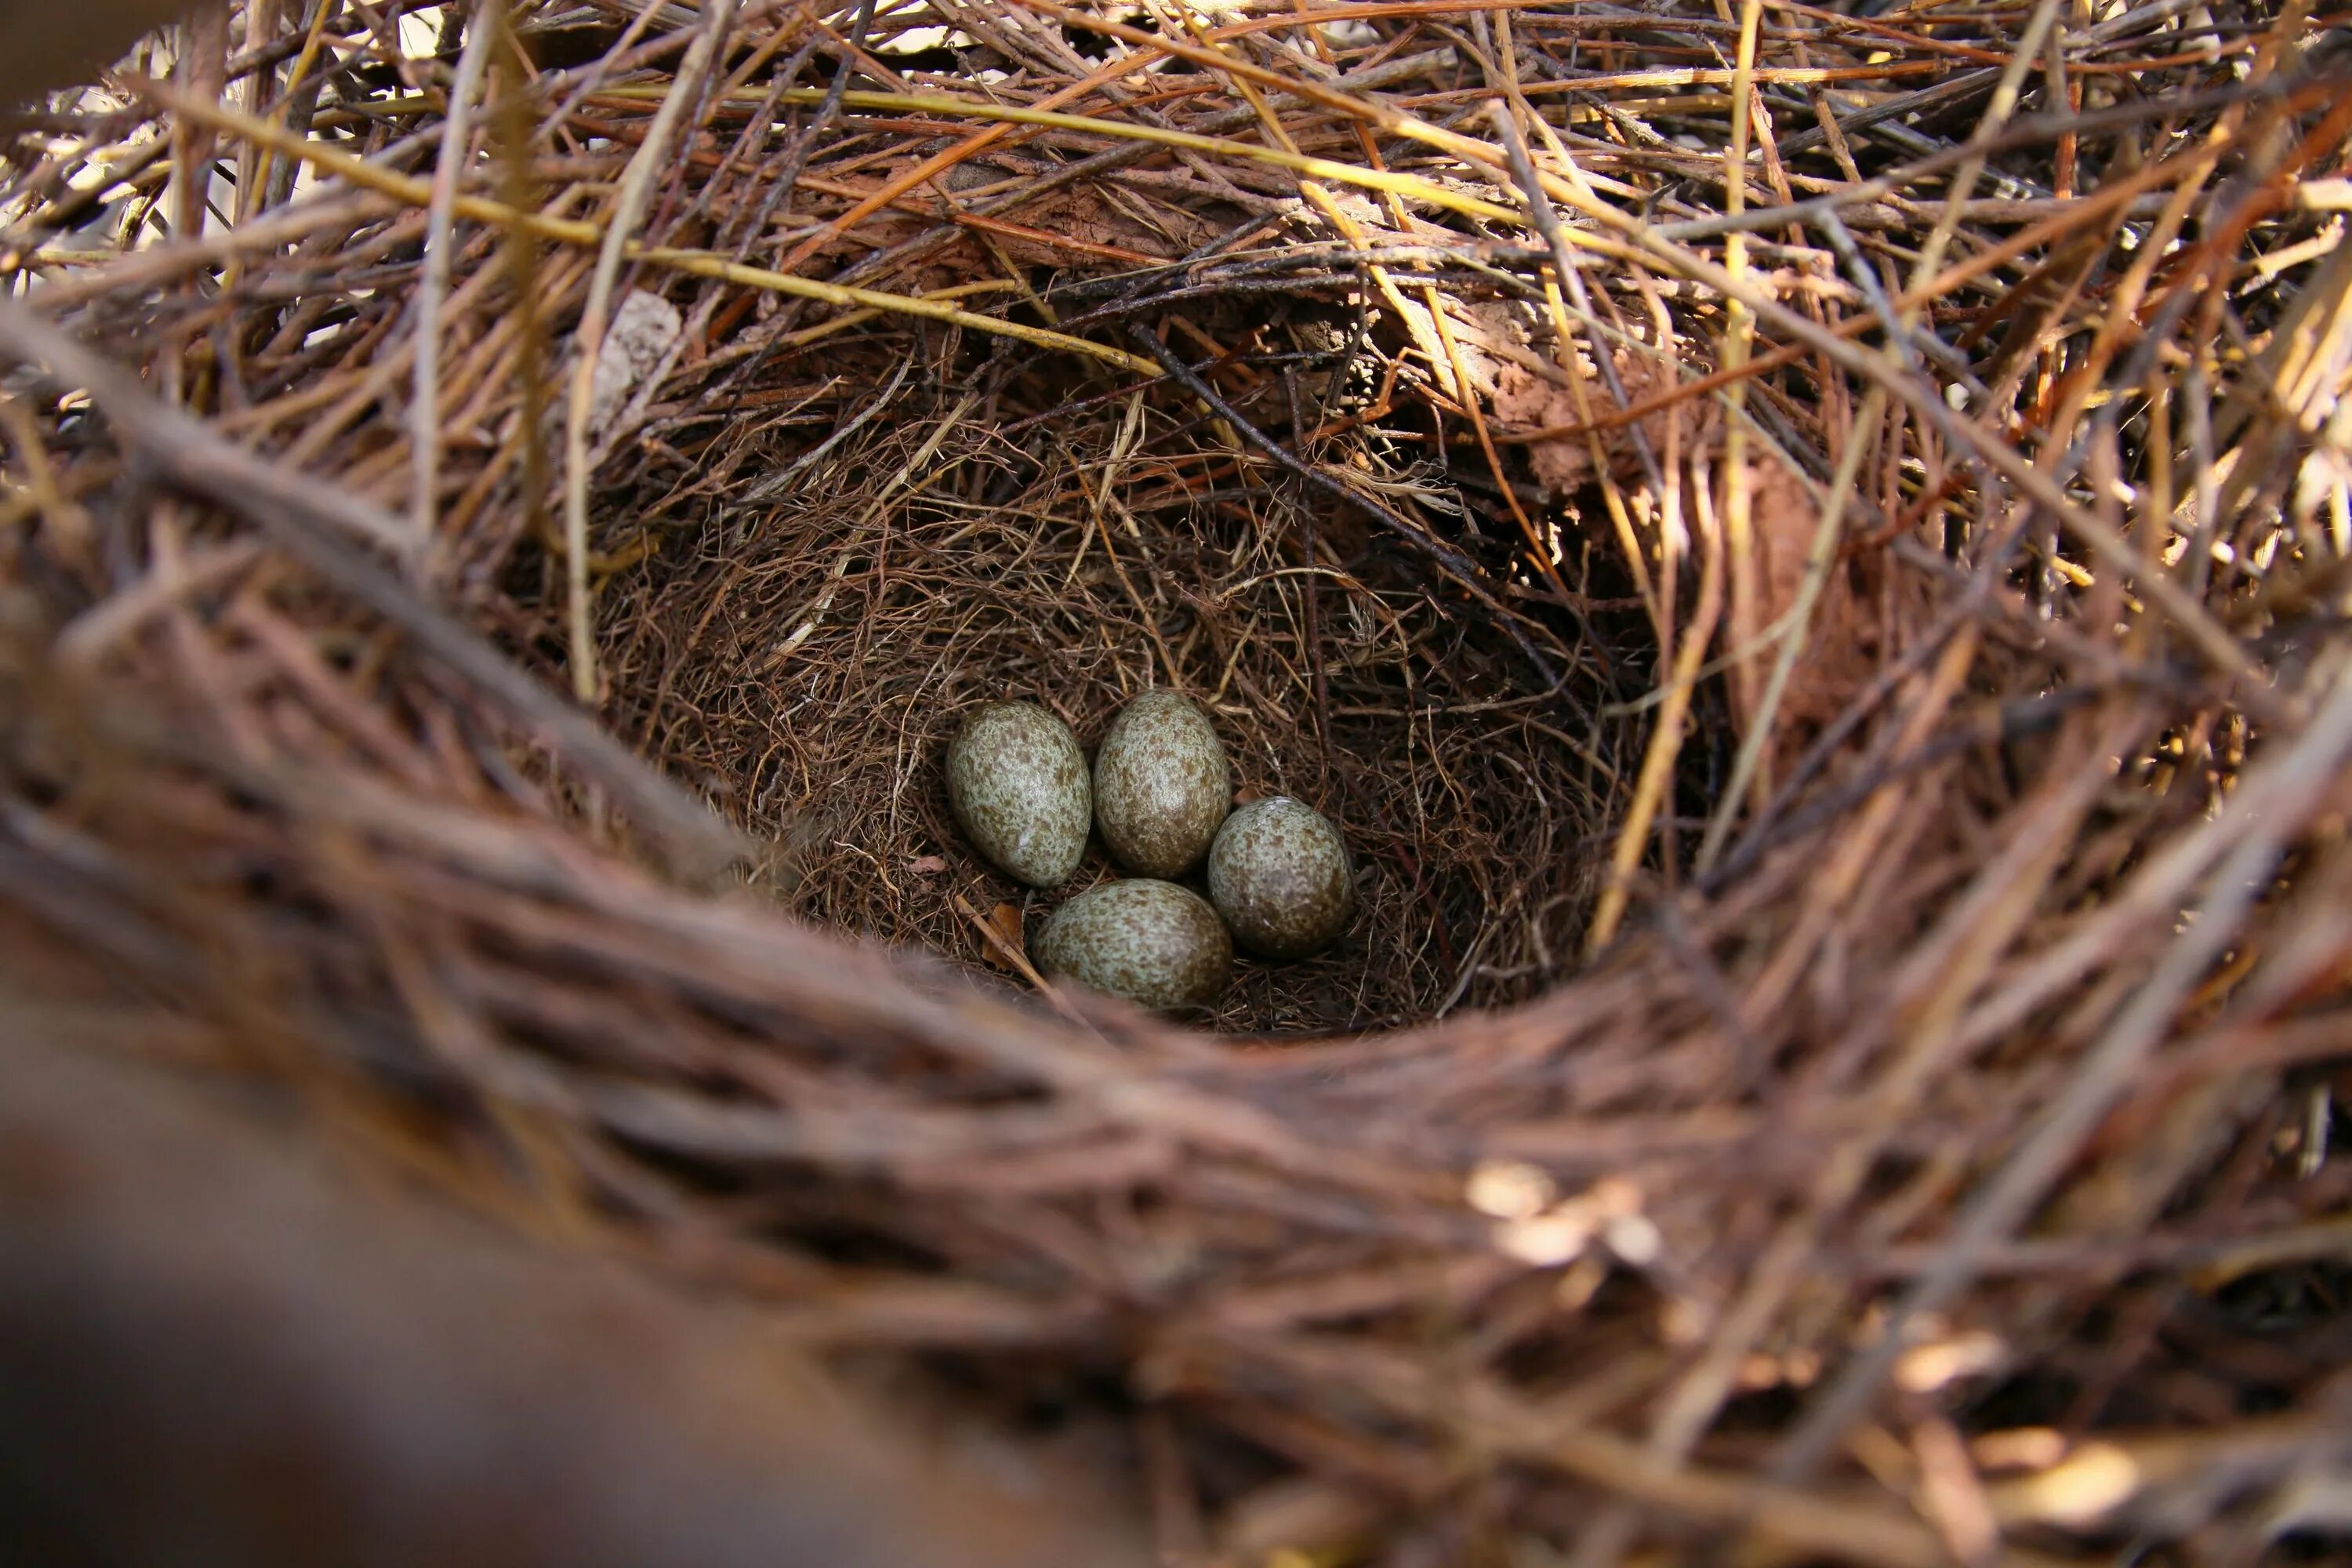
4;0;2352;1561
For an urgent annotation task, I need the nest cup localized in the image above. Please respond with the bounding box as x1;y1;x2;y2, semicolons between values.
3;2;2350;1562
604;378;1622;1032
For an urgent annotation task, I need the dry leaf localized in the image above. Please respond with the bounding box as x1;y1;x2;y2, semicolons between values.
1737;455;1892;769
980;902;1025;971
1495;350;1718;499
1490;348;1874;768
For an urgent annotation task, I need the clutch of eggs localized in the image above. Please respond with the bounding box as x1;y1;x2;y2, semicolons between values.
946;691;1352;1014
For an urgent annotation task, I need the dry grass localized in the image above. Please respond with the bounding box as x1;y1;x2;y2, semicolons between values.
3;0;2352;1563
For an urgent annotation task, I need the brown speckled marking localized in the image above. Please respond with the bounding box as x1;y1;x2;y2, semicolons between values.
1091;691;1230;877
945;702;1090;887
1207;796;1352;958
1035;879;1232;1011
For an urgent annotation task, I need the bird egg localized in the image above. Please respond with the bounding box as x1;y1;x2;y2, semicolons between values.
1207;796;1352;958
1092;691;1230;878
946;701;1090;887
1035;879;1232;1011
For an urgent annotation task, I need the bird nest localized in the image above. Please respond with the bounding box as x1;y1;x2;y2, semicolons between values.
5;1;2352;1563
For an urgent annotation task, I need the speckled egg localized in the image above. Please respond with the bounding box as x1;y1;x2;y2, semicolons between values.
1207;796;1353;959
1035;879;1232;1011
1092;691;1230;878
946;701;1090;887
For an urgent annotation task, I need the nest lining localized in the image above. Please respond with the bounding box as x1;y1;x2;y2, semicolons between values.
597;335;1628;1033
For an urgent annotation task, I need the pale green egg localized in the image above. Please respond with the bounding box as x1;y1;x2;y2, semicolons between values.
946;702;1089;887
1207;796;1352;959
1036;879;1232;1011
1092;691;1230;878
